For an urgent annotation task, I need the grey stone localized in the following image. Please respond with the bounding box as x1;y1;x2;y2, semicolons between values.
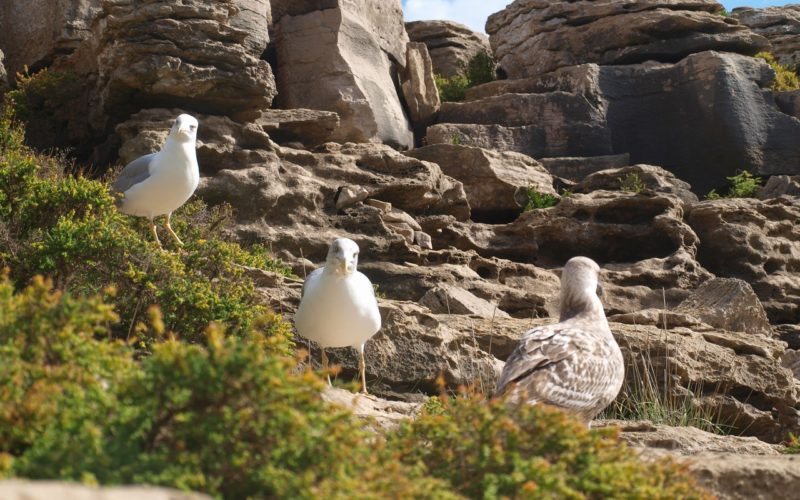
676;278;773;337
734;6;800;69
405;20;491;79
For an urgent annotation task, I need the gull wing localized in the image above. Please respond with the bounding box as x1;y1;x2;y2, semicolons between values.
112;153;157;194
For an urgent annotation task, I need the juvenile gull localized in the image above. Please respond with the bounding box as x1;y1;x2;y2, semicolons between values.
112;114;200;249
495;256;624;422
294;238;382;394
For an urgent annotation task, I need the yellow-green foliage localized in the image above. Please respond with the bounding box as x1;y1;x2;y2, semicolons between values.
5;69;81;123
755;51;800;91
705;170;761;200
0;113;292;347
389;393;712;499
619;172;646;193
434;51;497;102
523;188;559;211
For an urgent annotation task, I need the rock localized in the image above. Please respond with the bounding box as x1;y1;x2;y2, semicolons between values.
783;349;800;380
775;90;800;119
420;284;511;319
90;0;276;122
778;325;800;350
0;0;101;76
607;309;711;330
598;51;800;193
575;165;698;206
400;42;440;130
335;185;369;210
487;0;768;79
272;1;413;148
601;420;782;456
405;20;492;79
0;481;209;500
759;175;800;199
687;197;800;323
539;154;631;182
321;387;420;430
676;278;773;337
689;453;800;500
405;144;555;222
257;109;341;147
434;92;613;158
414;231;433;249
734;6;800;69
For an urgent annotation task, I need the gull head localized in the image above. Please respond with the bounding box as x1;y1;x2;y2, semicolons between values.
559;256;605;321
325;237;360;276
169;114;199;143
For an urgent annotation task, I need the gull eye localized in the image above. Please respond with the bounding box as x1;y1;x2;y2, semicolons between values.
190;125;197;131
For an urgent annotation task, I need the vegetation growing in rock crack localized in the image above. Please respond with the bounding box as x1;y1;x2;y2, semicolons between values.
755;52;800;91
705;170;762;200
523;188;560;211
434;51;497;102
618;172;646;193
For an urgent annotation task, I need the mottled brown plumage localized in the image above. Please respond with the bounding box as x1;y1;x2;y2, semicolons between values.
495;256;624;422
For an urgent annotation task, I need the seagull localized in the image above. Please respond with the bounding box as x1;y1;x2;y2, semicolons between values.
112;114;200;249
294;238;382;394
495;256;624;423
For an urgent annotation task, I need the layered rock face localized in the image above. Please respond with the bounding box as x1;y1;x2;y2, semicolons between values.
0;0;101;76
487;0;768;79
406;20;491;78
271;0;414;148
734;6;800;69
90;0;276;123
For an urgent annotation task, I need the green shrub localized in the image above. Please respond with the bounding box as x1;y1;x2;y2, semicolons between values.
434;73;470;102
523;188;559;211
389;393;711;499
5;69;81;124
434;51;497;103
704;170;761;200
755;52;800;91
466;51;497;87
0;113;292;348
619;172;646;193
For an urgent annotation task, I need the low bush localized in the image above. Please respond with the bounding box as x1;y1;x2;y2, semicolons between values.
523;188;560;211
755;52;800;91
434;51;497;102
705;170;761;200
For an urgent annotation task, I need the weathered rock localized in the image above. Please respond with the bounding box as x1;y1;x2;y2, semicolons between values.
734;6;800;69
321;387;421;430
759;175;800;199
335;185;369;210
783;348;800;380
257;109;341;147
91;0;276;123
539;154;631;182
689;453;800;500
400;42;440;130
0;481;209;500
0;0;101;76
575;165;698;206
607;309;711;330
272;1;413;148
405;144;555;222
434;92;613;158
420;284;511;319
426;123;550;158
778;325;800;350
405;20;491;79
598;51;800;193
688;197;800;323
601;420;782;456
775;90;800;119
676;278;773;337
487;0;768;79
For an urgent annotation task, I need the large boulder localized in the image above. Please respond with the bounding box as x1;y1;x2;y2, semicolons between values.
0;0;101;76
400;42;440;131
487;0;768;79
575;165;698;206
272;0;413;148
675;278;773;337
734;6;800;70
405;20;491;78
687;197;800;323
405;144;555;222
90;0;276;124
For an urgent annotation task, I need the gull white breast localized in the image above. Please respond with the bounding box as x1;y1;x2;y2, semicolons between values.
112;113;200;249
495;256;624;422
294;238;382;394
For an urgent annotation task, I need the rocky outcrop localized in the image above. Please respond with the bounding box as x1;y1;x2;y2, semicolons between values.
775;90;800;119
405;20;491;78
688;197;800;323
734;6;800;70
400;42;440;130
487;0;768;79
405;144;555;222
676;278;773;337
0;0;101;76
272;0;413;148
0;481;209;500
539;154;631;182
759;175;800;199
89;0;276;124
322;387;421;430
690;454;800;500
420;284;511;319
575;165;698;206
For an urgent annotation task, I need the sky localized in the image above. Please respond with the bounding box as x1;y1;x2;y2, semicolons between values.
402;0;798;34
